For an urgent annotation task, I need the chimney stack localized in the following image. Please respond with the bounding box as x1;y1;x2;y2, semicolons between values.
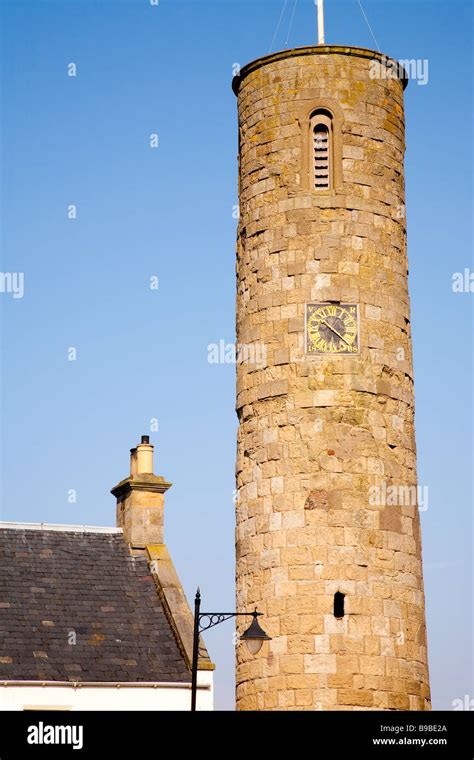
112;436;171;550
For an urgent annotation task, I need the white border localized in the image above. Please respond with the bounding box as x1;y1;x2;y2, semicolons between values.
0;522;122;534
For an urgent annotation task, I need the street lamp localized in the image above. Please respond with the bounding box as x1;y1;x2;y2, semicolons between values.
191;587;271;711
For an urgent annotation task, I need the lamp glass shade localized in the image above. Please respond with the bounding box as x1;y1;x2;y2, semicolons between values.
240;614;271;656
245;638;264;655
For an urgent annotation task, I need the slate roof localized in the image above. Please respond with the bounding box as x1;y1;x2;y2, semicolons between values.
0;526;191;683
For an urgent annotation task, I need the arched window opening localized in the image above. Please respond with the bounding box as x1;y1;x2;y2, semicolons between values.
334;591;345;619
310;110;333;190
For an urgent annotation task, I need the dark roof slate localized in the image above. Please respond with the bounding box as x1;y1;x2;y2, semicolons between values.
0;527;190;683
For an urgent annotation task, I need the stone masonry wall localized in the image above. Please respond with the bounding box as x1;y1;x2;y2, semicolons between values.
234;47;431;711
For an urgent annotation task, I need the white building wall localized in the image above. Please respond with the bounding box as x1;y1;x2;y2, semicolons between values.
0;671;213;711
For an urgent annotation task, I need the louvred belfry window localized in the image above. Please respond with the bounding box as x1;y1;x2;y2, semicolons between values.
310;110;333;189
313;124;329;187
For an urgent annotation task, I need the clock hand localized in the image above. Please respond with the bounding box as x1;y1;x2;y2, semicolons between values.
321;319;350;345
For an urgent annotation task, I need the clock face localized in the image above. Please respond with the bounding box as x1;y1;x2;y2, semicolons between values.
306;303;359;354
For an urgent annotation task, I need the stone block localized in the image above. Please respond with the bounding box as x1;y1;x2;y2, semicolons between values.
338;688;374;707
304;654;337;674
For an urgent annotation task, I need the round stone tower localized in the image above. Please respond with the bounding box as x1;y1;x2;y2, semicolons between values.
232;46;431;711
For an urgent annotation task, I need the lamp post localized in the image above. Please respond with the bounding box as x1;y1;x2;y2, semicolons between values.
190;588;271;711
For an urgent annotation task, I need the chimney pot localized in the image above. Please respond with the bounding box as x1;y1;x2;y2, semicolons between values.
136;438;154;474
130;447;138;477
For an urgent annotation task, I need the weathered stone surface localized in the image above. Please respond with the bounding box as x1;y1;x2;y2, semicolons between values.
234;45;430;711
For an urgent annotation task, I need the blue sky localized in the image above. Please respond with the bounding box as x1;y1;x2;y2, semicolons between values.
0;0;472;710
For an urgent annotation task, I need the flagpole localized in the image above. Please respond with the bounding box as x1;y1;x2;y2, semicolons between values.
317;0;325;45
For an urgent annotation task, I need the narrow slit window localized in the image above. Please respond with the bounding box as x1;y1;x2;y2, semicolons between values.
310;110;333;190
334;591;345;619
313;124;329;187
